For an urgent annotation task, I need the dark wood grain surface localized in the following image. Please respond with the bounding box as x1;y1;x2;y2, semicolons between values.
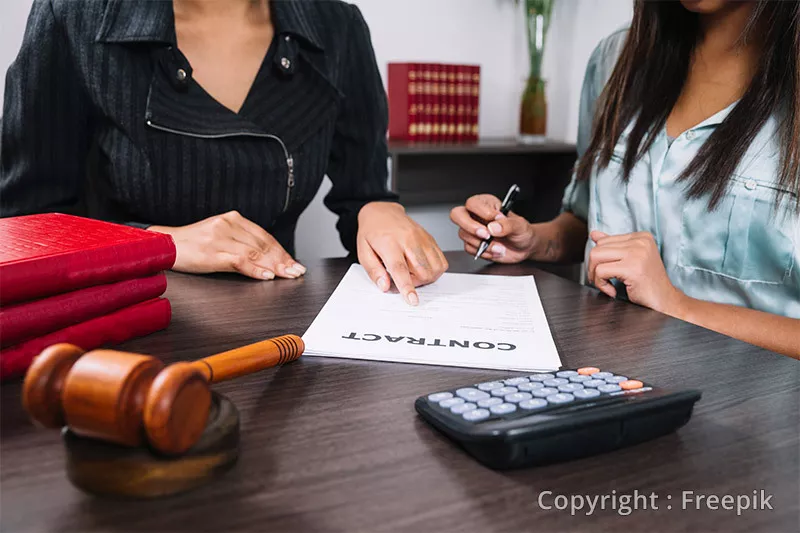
2;253;798;532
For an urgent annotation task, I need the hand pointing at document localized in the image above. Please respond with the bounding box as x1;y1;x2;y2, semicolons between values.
356;202;448;306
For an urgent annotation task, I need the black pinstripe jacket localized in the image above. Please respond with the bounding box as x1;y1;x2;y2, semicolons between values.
1;0;397;255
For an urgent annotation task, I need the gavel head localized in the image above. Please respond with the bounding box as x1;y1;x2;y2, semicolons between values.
23;344;212;455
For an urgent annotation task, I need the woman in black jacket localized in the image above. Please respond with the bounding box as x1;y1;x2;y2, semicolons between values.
1;0;446;306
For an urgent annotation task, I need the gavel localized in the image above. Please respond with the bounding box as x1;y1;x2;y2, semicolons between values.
22;335;304;455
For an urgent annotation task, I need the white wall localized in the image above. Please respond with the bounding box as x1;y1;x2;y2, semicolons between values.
0;0;632;259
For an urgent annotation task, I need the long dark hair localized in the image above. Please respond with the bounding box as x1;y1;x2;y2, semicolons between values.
576;0;800;211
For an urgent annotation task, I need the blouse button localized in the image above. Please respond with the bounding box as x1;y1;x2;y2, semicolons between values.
745;179;757;191
176;68;187;82
284;35;291;42
685;130;696;141
280;57;291;69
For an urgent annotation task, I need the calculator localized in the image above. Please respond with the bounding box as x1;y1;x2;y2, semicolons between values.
415;367;701;469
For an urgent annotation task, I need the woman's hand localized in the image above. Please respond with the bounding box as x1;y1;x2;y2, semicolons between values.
357;202;448;306
148;211;306;280
587;231;686;314
449;194;537;263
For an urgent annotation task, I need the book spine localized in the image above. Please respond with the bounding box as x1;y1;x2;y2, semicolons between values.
431;64;442;143
387;63;411;140
409;64;421;141
470;65;481;141
0;297;172;381
446;65;456;143
0;233;176;306
0;274;168;348
456;65;468;142
420;64;432;143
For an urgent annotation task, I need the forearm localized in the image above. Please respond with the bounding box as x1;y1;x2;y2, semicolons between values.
671;296;800;359
528;212;588;263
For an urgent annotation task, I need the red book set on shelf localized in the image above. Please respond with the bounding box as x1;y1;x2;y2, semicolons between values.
0;213;176;380
388;62;480;143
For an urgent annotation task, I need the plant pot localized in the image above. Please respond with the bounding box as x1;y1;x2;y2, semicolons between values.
519;76;547;143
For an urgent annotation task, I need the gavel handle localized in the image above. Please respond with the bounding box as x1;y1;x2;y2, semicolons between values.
189;334;304;383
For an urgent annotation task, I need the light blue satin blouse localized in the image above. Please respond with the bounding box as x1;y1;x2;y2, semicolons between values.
562;28;800;318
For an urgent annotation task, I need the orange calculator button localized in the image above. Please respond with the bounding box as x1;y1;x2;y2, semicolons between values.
620;380;643;390
577;367;600;376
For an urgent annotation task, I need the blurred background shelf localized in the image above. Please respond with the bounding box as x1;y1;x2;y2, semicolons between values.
388;137;577;224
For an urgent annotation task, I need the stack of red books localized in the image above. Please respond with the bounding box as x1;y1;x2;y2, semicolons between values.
0;214;176;381
388;62;480;143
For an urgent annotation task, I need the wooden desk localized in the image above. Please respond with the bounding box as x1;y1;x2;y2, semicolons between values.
1;254;797;532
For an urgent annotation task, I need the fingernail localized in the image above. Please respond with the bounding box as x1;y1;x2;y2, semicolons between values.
488;222;502;235
262;270;275;280
377;276;390;291
285;266;301;277
294;263;307;274
476;227;490;239
492;243;506;257
495;213;507;220
406;292;419;306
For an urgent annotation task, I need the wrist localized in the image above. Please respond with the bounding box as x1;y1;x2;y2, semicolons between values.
527;222;562;262
359;201;405;222
662;289;693;320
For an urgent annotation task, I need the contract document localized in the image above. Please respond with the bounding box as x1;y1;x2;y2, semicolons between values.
302;265;562;372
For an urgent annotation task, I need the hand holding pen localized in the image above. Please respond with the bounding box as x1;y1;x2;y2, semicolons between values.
450;185;540;263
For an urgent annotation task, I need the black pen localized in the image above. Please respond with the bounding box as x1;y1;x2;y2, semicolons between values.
474;184;520;260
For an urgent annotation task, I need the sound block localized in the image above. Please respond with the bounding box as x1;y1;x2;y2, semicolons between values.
63;392;239;498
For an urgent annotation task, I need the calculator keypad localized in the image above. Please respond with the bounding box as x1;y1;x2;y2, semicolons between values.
425;368;655;424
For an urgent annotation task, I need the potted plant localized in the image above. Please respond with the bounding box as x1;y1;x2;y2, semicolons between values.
518;0;555;143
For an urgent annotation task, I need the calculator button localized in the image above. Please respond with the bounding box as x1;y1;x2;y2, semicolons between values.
620;380;644;390
578;367;600;375
610;386;652;396
462;409;490;422
477;381;505;391
584;379;606;388
558;383;584;393
598;384;622;393
491;386;518;397
605;375;628;384
532;387;558;398
543;378;568;387
556;370;578;378
518;382;545;392
573;388;601;399
450;402;477;414
529;373;555;381
427;392;453;402
592;372;613;380
569;375;591;383
440;398;465;408
519;398;549;410
546;393;575;404
504;377;530;386
504;392;533;403
490;403;517;415
477;397;503;408
456;388;490;401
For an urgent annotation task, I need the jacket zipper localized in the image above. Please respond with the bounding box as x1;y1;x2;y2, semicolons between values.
145;119;296;212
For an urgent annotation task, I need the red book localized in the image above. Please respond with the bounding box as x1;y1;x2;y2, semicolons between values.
0;297;172;381
431;64;442;143
419;65;432;143
446;65;457;142
387;62;420;141
0;213;176;306
0;274;167;348
456;65;469;142
470;65;481;141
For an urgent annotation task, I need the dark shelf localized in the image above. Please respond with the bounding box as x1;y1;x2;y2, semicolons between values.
388;137;577;222
388;137;576;155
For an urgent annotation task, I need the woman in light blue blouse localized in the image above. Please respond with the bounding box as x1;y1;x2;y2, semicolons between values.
451;0;800;358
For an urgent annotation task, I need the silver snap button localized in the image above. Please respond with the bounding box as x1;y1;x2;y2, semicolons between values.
281;57;291;69
284;35;291;42
176;68;187;81
745;179;757;191
685;130;696;141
